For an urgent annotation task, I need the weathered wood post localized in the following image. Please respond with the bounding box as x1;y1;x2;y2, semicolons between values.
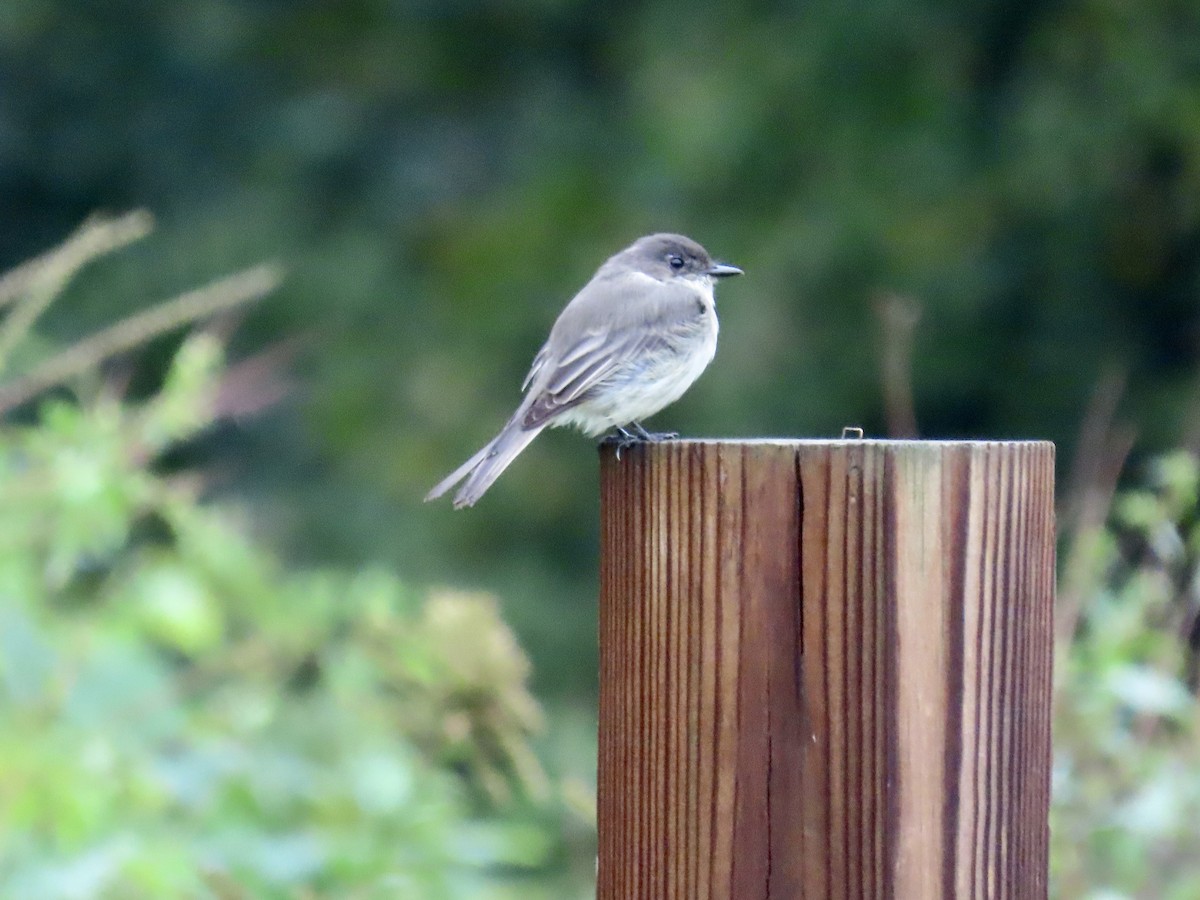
597;440;1054;899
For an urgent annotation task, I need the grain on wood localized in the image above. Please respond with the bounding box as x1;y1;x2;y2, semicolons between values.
597;440;1054;899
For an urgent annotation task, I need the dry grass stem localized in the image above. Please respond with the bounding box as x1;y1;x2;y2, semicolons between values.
0;262;283;414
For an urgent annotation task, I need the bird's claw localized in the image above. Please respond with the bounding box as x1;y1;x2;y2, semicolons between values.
601;429;640;460
601;423;679;460
629;421;678;442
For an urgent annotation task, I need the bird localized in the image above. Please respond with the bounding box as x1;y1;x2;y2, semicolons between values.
426;232;743;508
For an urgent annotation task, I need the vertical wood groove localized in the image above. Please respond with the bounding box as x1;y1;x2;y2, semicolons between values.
942;447;968;899
881;449;900;899
598;440;1054;899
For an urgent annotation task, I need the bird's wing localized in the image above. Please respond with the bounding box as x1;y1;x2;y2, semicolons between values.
520;330;660;429
518;278;704;430
521;345;550;391
520;328;670;429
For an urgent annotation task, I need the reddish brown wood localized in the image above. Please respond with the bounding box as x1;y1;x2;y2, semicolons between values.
597;440;1054;899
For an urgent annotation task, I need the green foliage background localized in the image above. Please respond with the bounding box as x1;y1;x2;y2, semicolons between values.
0;329;594;897
1;0;1199;895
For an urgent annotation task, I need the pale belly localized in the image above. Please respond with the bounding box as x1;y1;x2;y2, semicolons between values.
554;310;719;437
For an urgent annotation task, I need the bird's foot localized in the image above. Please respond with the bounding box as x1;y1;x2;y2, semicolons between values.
601;427;641;460
629;421;678;442
601;423;679;460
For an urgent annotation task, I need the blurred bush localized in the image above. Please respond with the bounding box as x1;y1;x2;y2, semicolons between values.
1053;451;1200;898
0;230;593;898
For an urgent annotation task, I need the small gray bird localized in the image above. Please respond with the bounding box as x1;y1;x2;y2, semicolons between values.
426;233;742;508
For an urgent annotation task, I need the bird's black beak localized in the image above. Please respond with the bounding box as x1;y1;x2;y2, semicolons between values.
707;262;743;278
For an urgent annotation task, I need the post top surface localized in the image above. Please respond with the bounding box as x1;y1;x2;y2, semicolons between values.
600;437;1055;449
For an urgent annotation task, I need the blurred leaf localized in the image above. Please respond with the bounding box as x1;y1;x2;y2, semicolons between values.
0;605;55;706
1105;664;1193;718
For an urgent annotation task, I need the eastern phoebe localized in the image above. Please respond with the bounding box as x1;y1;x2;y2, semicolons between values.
426;232;743;508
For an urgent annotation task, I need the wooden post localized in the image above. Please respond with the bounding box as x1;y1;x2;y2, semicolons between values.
597;440;1054;899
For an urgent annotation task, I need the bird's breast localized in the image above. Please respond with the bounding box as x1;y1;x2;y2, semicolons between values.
553;290;719;436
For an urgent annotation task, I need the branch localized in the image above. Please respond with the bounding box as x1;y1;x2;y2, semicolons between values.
875;291;921;438
0;211;156;374
0;262;283;415
0;210;154;311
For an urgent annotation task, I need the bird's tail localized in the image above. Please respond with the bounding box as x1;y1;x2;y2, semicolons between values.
425;419;544;508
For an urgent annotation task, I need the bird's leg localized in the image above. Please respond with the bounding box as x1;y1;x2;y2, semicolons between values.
630;421;678;441
600;426;642;460
600;424;680;460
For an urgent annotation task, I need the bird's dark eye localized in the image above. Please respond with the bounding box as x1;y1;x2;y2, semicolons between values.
668;254;685;270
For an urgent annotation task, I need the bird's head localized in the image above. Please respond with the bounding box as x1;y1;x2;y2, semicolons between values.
625;233;743;283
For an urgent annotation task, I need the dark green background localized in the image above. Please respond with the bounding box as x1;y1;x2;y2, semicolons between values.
4;0;1199;746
